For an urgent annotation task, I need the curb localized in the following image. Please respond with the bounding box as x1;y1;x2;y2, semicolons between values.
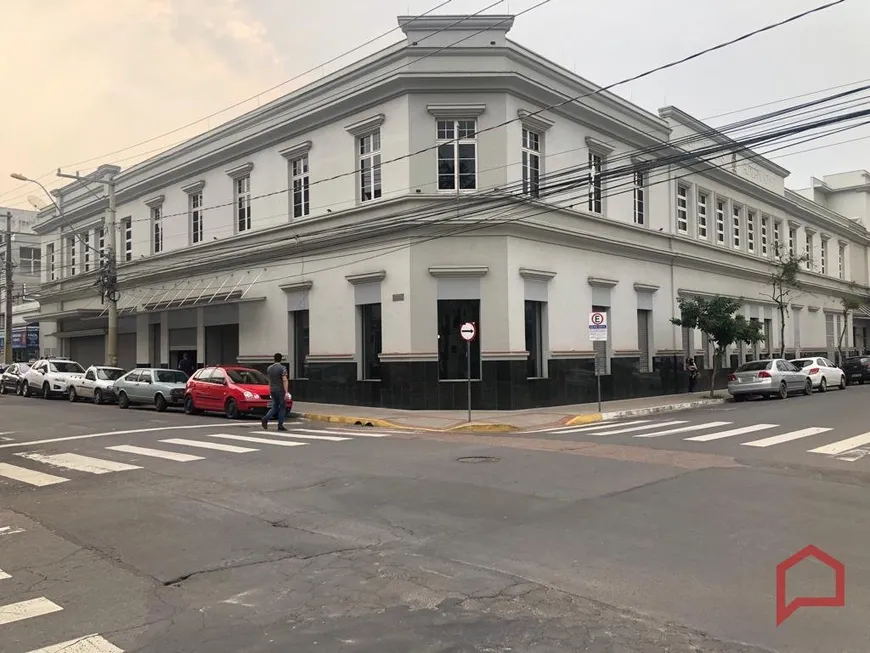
563;398;724;427
446;422;520;433
300;412;406;430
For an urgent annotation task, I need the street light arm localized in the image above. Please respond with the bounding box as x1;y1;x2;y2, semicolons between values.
10;175;64;218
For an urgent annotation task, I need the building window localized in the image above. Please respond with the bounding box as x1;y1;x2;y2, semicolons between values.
521;128;541;198
83;232;91;271
773;219;781;256
438;299;480;380
359;303;382;380
123;218;132;261
820;239;828;275
190;192;203;244
788;226;796;257
676;185;688;233
68;236;76;276
715;200;726;244
437;120;476;191
151;205;163;254
46;243;55;281
732;205;742;249
697;191;708;239
805;233;813;269
98;227;105;265
358;130;383;200
747;210;756;254
291;156;310;217
760;216;769;257
632;170;645;225
236;175;252;232
18;247;40;275
524;300;544;378
588;152;603;213
839;244;845;279
637;309;651;373
291;309;309;379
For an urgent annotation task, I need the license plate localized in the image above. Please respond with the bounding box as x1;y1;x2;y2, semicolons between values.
852;374;861;379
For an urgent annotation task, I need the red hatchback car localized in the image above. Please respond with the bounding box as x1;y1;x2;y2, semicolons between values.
184;365;293;419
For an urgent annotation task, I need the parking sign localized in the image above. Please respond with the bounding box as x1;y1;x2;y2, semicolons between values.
588;311;608;342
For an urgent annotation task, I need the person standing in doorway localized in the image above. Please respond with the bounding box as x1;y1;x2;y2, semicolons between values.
178;352;195;377
686;357;699;393
262;352;288;432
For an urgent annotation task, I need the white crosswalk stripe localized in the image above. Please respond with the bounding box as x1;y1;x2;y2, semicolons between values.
16;453;142;475
161;438;258;453
633;421;732;438
202;433;308;447
106;445;205;462
25;634;124;653
0;568;10;580
742;427;833;448
685;424;778;442
0;597;63;625
294;428;392;438
0;462;69;487
253;431;350;442
808;431;870;456
0;526;25;535
552;420;655;434
592;420;688;435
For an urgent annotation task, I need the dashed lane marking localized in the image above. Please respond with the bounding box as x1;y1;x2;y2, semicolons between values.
25;634;124;653
0;462;69;487
106;445;205;462
0;597;63;625
160;438;258;453
16;453;142;475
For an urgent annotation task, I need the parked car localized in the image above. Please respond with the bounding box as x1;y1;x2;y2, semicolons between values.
68;365;127;404
114;368;189;411
22;358;86;398
184;365;293;419
789;357;846;392
727;358;812;401
0;362;30;395
842;356;870;385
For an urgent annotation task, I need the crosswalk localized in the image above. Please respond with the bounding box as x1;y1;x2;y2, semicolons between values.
0;525;123;652
0;425;398;490
528;419;870;463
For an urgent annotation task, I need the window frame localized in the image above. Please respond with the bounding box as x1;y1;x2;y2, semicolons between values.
68;236;77;276
18;246;41;275
521;127;541;198
746;209;756;254
632;169;645;225
190;191;203;244
696;191;708;239
123;217;132;262
436;119;477;192
732;203;742;250
715;198;726;245
676;184;689;234
358;130;383;202
588;151;603;214
235;174;252;233
46;243;56;281
291;155;310;218
151;205;163;254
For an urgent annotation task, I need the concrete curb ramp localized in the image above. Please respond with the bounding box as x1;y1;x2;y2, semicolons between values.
564;397;726;426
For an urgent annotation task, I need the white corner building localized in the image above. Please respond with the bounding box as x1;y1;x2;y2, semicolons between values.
27;14;870;409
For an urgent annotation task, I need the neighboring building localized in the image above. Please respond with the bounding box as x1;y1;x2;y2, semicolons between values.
1;207;41;361
28;14;870;408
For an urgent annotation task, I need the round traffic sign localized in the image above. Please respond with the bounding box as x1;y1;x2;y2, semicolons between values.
591;312;605;326
460;322;476;342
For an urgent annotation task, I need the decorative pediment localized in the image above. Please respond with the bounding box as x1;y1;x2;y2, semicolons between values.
427;104;486;119
517;109;554;132
225;162;254;179
279;141;313;160
519;267;556;282
144;194;165;208
428;265;488;278
181;180;206;195
344;114;385;137
345;270;386;285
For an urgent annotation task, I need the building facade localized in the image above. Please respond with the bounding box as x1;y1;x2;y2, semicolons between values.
27;14;870;408
1;207;41;361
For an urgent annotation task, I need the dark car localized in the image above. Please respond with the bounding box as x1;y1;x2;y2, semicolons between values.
0;362;30;395
843;356;870;384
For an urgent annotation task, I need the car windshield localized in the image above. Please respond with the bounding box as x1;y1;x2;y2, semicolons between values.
49;361;85;374
227;368;269;385
736;361;771;372
846;357;869;364
791;359;813;368
14;364;29;373
155;370;188;383
97;368;126;381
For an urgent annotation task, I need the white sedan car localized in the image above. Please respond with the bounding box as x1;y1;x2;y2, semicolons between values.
789;357;846;392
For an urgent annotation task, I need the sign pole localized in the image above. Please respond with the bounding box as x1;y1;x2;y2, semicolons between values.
588;311;608;414
596;361;602;413
459;321;477;423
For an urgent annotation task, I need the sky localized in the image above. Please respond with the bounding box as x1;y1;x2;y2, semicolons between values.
0;0;867;211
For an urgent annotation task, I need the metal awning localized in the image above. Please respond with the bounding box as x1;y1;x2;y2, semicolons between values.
101;269;266;317
856;304;870;318
21;308;106;324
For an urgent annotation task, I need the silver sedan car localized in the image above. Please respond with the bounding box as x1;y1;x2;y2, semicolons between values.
727;358;812;401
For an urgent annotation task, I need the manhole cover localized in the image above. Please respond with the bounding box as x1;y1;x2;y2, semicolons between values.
456;456;500;463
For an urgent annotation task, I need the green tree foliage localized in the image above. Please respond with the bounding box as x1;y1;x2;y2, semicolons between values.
671;295;765;397
765;243;808;358
837;284;863;365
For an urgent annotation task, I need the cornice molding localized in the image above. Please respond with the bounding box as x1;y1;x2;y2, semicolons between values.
344;113;385;137
585;136;615;156
345;270;386;285
428;265;488;278
588;276;618;288
519;267;555;281
226;162;254;179
278;140;313;160
633;282;660;293
427;103;486;118
144;194;165;209
788;219;801;229
278;280;313;293
516;109;554;132
181;180;206;195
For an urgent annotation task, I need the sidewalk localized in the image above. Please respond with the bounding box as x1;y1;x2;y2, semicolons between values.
293;392;726;432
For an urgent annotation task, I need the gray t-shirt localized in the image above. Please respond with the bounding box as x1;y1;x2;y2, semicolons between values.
266;362;287;394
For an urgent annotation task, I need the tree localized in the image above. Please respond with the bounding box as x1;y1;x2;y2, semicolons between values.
836;284;862;365
764;242;809;359
671;295;765;398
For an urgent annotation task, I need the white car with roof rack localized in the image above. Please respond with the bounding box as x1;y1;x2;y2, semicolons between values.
22;357;87;399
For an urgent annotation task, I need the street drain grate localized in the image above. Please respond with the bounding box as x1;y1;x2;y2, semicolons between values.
456;456;500;463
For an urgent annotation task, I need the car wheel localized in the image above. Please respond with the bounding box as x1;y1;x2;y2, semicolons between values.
733;394;746;402
42;383;51;399
184;395;201;415
118;391;130;409
0;383;6;395
22;382;31;397
819;378;827;393
777;382;789;399
68;387;77;402
93;389;103;404
154;394;168;412
224;398;239;419
803;379;812;396
840;375;847;390
861;379;866;385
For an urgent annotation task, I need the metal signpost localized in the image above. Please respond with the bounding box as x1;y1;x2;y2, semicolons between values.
588;311;608;412
460;321;476;422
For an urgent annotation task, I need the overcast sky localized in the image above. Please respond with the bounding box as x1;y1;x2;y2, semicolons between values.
1;0;867;211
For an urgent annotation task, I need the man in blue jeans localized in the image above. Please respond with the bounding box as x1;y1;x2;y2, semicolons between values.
262;352;288;432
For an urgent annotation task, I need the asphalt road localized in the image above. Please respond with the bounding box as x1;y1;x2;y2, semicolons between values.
1;392;870;652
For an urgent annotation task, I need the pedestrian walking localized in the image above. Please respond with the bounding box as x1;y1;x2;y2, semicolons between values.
178;352;195;377
686;357;699;393
262;352;289;432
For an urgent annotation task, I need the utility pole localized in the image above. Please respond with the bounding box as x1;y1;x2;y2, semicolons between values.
3;211;13;365
56;166;120;367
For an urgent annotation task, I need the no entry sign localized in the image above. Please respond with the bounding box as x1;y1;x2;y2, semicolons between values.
460;322;476;342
